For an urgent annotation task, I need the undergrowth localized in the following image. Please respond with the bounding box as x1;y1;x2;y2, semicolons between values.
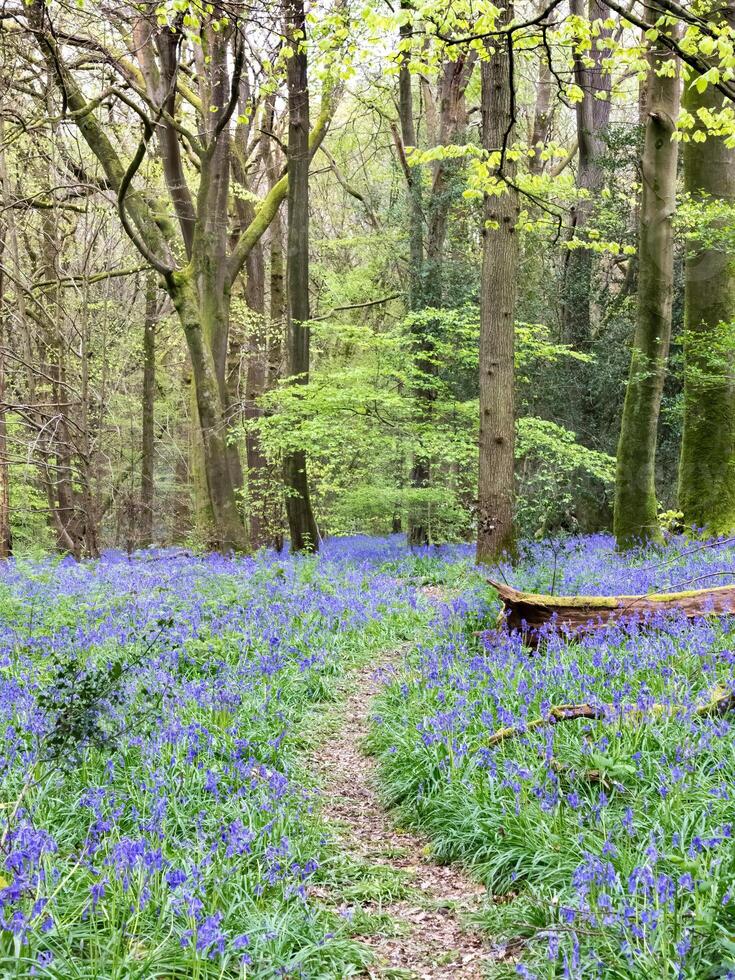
0;543;430;978
369;535;735;979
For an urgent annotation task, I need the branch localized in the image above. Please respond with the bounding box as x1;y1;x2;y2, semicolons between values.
390;120;413;185
311;293;399;321
604;0;735;103
118;117;175;277
318;146;380;228
487;687;735;748
32;265;149;290
549;137;579;178
227;84;339;286
27;1;176;276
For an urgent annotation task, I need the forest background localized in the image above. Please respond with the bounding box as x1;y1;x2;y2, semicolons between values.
0;0;732;561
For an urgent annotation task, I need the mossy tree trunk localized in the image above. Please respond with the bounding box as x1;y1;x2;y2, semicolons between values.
29;1;336;552
477;16;520;564
678;1;735;535
171;274;248;551
614;23;680;548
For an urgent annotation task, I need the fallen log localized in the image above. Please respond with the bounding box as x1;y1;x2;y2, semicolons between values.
487;686;735;748
488;579;735;641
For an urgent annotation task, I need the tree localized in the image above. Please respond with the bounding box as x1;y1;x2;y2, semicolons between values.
678;1;735;535
23;1;335;551
563;0;612;351
283;0;321;552
0;152;11;559
477;15;520;563
614;23;680;548
140;275;158;548
392;12;475;546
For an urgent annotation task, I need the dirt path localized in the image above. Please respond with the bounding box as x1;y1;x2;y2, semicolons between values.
311;648;491;979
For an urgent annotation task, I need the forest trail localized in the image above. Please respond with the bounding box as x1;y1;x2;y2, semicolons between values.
310;644;491;979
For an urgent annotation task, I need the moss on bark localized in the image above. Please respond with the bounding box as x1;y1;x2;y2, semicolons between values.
614;31;680;549
678;34;735;536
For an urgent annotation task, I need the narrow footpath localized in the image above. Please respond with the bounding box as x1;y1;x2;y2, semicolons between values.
311;647;491;979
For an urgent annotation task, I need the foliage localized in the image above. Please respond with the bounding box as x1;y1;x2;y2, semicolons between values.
242;307;613;541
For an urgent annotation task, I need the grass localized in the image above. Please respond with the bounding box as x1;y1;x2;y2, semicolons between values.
0;544;432;978
368;535;735;979
4;533;734;978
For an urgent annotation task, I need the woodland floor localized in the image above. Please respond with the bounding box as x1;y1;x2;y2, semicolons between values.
309;637;492;979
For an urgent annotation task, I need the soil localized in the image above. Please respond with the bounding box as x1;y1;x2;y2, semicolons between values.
310;648;492;979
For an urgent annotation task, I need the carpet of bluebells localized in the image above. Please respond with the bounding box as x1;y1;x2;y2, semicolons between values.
6;532;735;980
0;537;437;978
370;534;735;979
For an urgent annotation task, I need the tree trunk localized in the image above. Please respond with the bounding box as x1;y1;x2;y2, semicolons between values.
283;0;320;552
614;24;679;548
244;237;269;549
397;13;432;546
562;0;612;348
0;198;11;559
269;214;286;389
140;275;157;547
398;15;425;314
172;275;248;552
39;208;85;557
477;24;520;563
529;35;553;175
678;3;735;535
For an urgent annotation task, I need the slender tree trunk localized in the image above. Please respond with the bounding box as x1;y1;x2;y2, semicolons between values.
563;0;612;348
477;22;520;563
396;12;433;546
39;209;84;557
268;216;286;551
269;215;286;389
244;238;268;549
283;0;319;552
678;1;735;534
140;275;157;547
0;204;11;558
614;24;680;548
398;16;424;313
529;37;553;175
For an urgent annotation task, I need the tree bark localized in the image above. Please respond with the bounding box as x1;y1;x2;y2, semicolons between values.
614;23;680;548
243;235;269;549
140;275;157;547
529;26;553;175
477;24;520;563
562;0;612;348
171;273;247;551
0;184;11;559
283;0;320;552
678;1;735;535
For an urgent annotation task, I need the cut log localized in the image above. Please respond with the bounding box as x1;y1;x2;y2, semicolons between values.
488;579;735;641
